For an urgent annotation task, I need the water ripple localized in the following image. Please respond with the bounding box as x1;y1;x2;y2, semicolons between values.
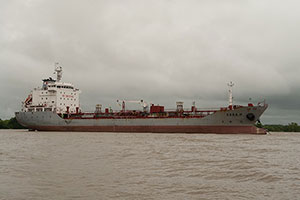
0;130;300;200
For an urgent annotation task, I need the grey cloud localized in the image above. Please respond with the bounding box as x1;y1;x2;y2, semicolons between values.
1;0;300;124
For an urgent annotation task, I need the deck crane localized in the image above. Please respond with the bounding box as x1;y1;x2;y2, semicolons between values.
117;100;149;112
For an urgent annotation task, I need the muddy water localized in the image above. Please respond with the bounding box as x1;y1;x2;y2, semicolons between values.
0;130;299;200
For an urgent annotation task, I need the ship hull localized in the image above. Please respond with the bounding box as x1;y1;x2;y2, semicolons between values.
15;105;268;134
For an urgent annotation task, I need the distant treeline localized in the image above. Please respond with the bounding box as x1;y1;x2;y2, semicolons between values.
0;117;25;129
257;122;300;132
0;117;300;132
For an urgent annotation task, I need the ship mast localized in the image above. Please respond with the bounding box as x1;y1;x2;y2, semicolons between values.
227;81;234;107
54;63;63;82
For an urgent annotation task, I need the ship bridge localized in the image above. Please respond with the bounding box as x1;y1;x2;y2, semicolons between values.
22;64;81;114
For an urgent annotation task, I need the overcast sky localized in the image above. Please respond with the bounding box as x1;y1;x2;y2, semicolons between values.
1;0;300;124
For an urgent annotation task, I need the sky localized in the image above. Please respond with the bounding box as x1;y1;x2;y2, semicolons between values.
0;0;300;124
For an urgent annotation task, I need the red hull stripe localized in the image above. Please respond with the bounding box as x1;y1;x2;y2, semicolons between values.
28;125;267;134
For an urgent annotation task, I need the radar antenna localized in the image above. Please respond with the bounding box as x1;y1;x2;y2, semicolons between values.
227;81;234;107
54;62;63;82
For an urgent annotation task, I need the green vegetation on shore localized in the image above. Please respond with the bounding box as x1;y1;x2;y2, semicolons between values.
0;117;25;129
256;122;300;132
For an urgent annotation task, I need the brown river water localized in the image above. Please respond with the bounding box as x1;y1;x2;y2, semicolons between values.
0;130;299;200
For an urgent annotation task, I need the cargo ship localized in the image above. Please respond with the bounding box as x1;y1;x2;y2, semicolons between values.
15;65;268;134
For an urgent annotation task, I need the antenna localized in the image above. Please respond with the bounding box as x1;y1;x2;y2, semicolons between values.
227;81;234;107
117;100;126;112
54;62;63;82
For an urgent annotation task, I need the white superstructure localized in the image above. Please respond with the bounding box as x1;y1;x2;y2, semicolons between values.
22;65;81;114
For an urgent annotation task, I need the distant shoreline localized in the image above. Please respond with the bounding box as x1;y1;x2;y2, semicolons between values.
0;117;25;129
1;117;300;132
257;123;300;132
